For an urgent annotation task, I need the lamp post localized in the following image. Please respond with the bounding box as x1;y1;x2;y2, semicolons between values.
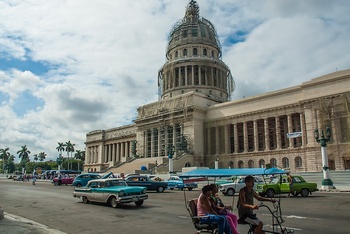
167;145;175;174
314;126;334;190
215;157;219;169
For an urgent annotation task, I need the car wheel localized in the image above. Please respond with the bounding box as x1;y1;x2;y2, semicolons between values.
301;188;310;197
293;192;299;197
170;188;174;190
226;188;235;196
82;196;89;204
54;181;58;186
76;184;82;187
188;188;193;191
135;200;144;206
266;189;275;198
109;197;119;208
156;186;165;193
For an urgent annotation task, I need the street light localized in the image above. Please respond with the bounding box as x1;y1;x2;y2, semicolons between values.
314;126;334;190
167;145;175;174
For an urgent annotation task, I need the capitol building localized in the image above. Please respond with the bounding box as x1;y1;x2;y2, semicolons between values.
84;1;350;174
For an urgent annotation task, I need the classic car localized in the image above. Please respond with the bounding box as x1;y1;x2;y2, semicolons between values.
255;175;318;197
166;176;198;191
214;176;237;186
52;175;75;186
73;178;148;207
72;172;113;187
124;175;168;193
219;176;264;196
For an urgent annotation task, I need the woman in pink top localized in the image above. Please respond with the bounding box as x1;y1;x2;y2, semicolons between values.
197;185;232;234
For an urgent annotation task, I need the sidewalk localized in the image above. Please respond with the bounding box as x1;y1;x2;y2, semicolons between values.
0;212;66;234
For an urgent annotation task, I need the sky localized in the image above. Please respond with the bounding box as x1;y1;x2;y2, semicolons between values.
1;0;350;163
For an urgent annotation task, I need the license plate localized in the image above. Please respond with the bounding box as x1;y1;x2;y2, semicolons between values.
132;197;139;202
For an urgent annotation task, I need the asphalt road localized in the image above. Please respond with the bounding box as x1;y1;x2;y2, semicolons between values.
0;179;349;234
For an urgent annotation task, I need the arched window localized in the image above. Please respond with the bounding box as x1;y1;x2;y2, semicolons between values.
248;160;254;168
270;158;277;168
238;160;244;168
203;48;207;56
183;49;188;56
193;48;198;56
184;162;191;167
228;161;234;169
259;159;265;168
175;51;178;58
211;51;215;58
295;156;302;168
282;157;289;168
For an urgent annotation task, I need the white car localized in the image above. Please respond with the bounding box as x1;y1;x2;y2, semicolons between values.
218;176;265;196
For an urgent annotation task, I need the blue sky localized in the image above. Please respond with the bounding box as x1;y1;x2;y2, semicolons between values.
1;0;350;162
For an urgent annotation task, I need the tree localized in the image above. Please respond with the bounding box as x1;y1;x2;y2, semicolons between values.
33;154;39;162
74;150;85;171
38;152;46;162
0;147;11;173
65;141;75;170
56;142;65;157
17;145;31;172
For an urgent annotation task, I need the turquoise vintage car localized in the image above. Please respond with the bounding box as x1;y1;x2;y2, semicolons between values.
255;175;318;197
73;178;148;207
166;176;198;191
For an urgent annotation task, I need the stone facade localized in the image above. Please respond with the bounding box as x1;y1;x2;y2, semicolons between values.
84;1;350;173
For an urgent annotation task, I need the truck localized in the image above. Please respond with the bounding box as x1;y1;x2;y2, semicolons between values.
124;175;168;193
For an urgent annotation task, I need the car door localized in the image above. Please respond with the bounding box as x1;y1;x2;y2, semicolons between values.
280;176;291;193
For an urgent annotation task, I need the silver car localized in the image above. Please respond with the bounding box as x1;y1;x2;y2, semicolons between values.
218;176;265;196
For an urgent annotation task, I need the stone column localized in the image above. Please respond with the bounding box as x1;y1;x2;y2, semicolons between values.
207;128;211;155
151;129;154;158
264;119;269;150
288;114;293;148
112;143;116;163
121;142;125;159
116;143;120;162
276;116;281;149
243;122;248;152
300;112;306;146
224;124;230;154
254;120;259;152
157;128;161;157
234;124;238;153
216;126;220;155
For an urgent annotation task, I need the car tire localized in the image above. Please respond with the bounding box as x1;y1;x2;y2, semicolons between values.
109;197;119;208
293;192;299;197
188;188;193;191
170;188;174;190
135;200;144;206
156;186;165;193
54;181;58;186
266;189;275;198
82;196;89;204
301;188;310;197
76;184;82;187
226;188;235;196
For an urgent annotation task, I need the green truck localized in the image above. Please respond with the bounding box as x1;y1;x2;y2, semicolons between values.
256;175;318;197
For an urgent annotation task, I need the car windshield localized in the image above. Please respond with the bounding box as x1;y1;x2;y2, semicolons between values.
271;177;280;184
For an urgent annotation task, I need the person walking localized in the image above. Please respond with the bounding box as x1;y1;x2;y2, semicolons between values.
287;173;294;197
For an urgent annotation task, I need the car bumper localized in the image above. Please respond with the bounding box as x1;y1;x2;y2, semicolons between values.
118;194;148;203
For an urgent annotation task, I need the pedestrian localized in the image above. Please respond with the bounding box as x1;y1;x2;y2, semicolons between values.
287;173;294;197
197;185;231;234
237;175;277;234
32;174;37;185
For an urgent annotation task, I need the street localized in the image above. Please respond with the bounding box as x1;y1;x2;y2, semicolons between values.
0;179;349;234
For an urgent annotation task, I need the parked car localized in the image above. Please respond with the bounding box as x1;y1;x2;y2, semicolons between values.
124;175;168;193
72;172;113;187
73;178;148;207
214;176;237;186
255;175;318;197
52;175;75;186
219;176;264;196
166;176;198;191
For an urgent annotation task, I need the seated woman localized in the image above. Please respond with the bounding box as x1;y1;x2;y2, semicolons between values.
209;184;239;234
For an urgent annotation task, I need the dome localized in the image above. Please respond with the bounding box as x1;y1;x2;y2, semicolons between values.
166;0;222;58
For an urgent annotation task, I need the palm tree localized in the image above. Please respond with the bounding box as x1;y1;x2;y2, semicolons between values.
17;145;31;173
65;141;75;170
0;148;11;173
56;142;65;157
38;152;46;162
74;150;85;171
33;154;39;162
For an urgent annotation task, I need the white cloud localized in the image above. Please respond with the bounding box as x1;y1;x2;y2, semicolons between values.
0;0;349;162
